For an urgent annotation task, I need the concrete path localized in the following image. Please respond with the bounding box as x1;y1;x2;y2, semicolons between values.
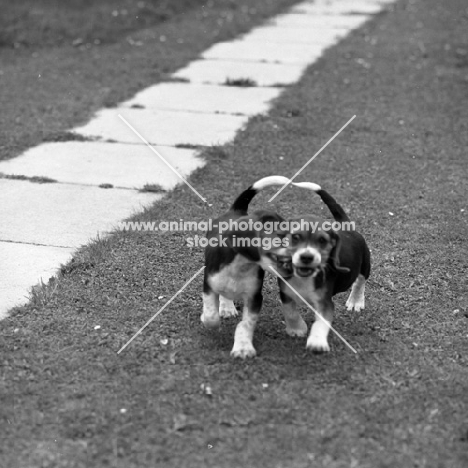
0;0;394;318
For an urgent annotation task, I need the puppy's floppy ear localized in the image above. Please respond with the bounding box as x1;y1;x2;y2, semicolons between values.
328;231;350;273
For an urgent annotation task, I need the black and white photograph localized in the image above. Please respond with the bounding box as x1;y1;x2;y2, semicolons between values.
0;0;467;466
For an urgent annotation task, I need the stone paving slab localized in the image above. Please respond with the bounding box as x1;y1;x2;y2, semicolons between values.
0;142;203;190
202;40;324;65
269;13;369;29
173;60;308;87
241;25;345;45
0;179;160;248
75;108;249;146
123;83;282;116
0;242;73;318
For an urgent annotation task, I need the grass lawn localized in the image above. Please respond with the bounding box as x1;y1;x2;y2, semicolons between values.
1;0;468;466
0;0;210;49
0;0;300;162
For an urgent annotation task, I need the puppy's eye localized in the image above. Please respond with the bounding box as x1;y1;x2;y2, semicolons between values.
318;236;328;246
291;234;301;242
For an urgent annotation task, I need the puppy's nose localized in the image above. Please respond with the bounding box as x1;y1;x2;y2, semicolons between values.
299;253;316;264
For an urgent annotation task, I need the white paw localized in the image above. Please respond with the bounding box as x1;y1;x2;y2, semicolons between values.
200;313;220;329
230;342;257;359
345;296;365;312
286;320;308;337
219;297;239;318
306;335;330;353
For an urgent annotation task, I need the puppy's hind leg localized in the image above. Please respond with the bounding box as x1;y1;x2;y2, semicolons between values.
345;274;366;312
219;296;239;318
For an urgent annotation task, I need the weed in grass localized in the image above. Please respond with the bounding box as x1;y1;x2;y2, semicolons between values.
140;183;166;193
167;77;190;84
42;131;91;143
103;100;119;108
30;277;59;307
224;77;257;87
204;145;229;161
61;235;114;276
0;172;28;181
286;108;302;117
0;173;57;184
29;176;57;184
175;143;202;150
60;259;84;276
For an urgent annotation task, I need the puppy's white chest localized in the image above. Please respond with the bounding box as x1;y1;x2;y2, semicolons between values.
208;255;260;300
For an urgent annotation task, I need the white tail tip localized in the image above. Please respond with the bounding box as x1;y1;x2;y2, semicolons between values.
292;182;321;192
252;175;291;191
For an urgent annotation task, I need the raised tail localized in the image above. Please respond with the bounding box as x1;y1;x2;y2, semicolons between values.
292;182;350;222
231;175;291;213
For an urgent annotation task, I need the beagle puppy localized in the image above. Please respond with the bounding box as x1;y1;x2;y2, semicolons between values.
202;175;291;358
277;182;370;353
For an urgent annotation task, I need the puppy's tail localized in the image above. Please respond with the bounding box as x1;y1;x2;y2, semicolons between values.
231;175;291;214
292;182;350;222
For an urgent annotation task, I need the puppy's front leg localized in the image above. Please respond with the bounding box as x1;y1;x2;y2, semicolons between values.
279;288;307;337
306;299;334;353
201;290;220;329
231;291;262;358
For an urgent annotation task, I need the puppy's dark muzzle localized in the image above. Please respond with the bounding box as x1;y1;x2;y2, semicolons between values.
268;253;293;277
